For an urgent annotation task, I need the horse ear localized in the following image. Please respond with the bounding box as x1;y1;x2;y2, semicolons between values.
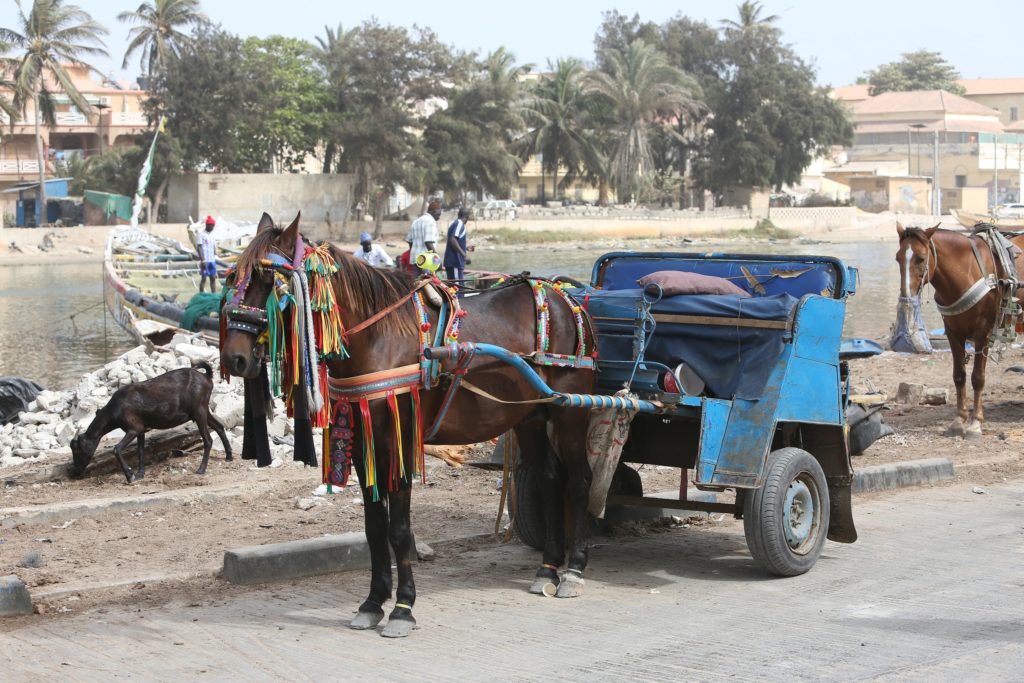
925;225;939;239
257;213;275;233
896;221;906;239
279;212;301;246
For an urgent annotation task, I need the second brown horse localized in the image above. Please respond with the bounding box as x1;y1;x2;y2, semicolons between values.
896;222;1024;438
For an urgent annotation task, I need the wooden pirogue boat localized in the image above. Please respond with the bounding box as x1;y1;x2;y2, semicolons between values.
951;208;1024;231
103;229;230;347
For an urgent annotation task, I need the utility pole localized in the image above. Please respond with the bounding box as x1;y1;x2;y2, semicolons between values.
907;127;912;175
993;134;999;210
933;129;940;215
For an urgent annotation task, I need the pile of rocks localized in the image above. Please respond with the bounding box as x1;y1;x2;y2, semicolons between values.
0;335;292;471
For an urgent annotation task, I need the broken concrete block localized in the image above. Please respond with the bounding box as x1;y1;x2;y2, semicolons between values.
895;382;925;405
922;388;948;406
0;576;33;616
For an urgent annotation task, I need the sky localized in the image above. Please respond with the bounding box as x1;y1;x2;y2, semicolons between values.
0;0;1020;87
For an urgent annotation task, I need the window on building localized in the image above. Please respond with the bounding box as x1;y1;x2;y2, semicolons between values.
955;175;967;188
1011;106;1020;122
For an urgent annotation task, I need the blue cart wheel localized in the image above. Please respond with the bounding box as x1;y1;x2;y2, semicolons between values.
743;447;829;576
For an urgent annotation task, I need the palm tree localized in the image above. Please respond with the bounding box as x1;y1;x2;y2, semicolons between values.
519;58;602;203
118;0;207;78
584;40;703;203
314;24;356;175
1;0;107;225
721;1;779;31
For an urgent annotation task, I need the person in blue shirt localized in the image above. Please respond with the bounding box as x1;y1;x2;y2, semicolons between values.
443;207;470;286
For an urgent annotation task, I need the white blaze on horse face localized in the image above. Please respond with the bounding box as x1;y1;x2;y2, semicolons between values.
902;246;913;297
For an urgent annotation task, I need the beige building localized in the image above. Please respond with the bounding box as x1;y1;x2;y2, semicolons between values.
834;89;1021;207
515;155;606;204
959;78;1024;126
0;65;150;191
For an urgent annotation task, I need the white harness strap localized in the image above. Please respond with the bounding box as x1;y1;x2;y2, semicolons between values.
935;275;995;317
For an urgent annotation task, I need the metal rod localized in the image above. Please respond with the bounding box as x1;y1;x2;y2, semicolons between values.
606;494;738;514
424;343;664;413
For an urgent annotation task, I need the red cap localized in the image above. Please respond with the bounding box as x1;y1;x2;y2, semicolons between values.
205;215;215;225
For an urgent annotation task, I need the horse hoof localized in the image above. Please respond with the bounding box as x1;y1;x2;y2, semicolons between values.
194;467;207;475
944;425;965;438
529;577;558;596
555;572;585;599
350;610;385;630
965;429;983;441
381;616;416;638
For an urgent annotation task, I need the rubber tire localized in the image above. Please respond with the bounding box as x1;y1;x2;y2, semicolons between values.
494;434;547;551
743;447;830;577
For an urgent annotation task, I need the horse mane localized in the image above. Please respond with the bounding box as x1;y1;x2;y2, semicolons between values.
235;228;417;337
235;225;287;277
325;242;418;337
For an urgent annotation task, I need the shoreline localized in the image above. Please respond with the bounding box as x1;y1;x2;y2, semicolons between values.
0;213;929;270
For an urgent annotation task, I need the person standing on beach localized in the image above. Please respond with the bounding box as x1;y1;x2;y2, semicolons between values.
407;200;440;274
352;231;394;267
443;207;470;284
197;216;218;293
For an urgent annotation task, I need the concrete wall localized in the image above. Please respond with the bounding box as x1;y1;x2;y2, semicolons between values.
849;176;931;213
167;173;356;226
941;187;989;213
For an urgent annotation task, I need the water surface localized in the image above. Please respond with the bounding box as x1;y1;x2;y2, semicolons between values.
0;238;932;390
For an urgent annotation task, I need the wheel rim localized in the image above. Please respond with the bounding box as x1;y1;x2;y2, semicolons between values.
782;473;821;555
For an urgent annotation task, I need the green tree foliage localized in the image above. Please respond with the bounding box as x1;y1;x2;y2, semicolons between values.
518;57;603;202
862;50;965;96
239;35;328;172
153;26;326;173
315;20;460;235
0;0;107;222
118;0;207;77
720;0;778;30
693;7;852;192
584;40;703;202
423;48;529;202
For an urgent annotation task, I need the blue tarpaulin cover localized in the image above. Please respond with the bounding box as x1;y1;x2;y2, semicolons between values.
584;289;798;400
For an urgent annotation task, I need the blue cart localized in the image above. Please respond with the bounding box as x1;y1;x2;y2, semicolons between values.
447;251;861;576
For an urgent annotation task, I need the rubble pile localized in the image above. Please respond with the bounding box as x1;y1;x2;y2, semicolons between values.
0;335;292;470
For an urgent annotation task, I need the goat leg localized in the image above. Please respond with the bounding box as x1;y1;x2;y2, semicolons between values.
112;430;139;483
135;432;146;479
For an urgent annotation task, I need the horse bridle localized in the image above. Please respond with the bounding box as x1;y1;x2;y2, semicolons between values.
903;231;939;296
223;255;294;338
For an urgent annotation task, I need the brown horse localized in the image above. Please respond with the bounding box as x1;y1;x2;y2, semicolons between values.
220;213;596;637
895;222;1024;438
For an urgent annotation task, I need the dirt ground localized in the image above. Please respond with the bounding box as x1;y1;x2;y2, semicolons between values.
4;344;1023;617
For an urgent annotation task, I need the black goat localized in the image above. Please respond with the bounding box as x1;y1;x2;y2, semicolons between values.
70;362;231;483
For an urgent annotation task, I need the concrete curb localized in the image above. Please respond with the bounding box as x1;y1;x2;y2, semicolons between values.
1;483;249;529
223;532;370;585
853;457;955;494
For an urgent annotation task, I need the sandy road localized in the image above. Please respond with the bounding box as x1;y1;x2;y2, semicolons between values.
3;478;1023;681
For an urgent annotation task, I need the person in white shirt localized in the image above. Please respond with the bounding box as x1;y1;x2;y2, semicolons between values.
406;200;441;273
352;231;394;268
196;215;218;292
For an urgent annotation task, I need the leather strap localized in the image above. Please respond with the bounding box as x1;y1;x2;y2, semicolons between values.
345;279;433;337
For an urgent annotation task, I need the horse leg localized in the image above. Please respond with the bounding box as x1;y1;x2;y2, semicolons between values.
350;492;392;630
516;418;565;595
381;488;417;638
966;337;990;440
549;407;593;599
944;332;969;437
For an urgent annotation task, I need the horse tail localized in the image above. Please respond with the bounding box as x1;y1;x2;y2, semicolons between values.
194;361;214;378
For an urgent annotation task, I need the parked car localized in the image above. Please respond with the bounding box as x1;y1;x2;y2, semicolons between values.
994;203;1024;219
472;199;517;220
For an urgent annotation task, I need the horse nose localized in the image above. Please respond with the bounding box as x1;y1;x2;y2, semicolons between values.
228;353;249;376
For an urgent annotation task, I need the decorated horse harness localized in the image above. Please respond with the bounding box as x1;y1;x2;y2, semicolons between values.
222;233;594;501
